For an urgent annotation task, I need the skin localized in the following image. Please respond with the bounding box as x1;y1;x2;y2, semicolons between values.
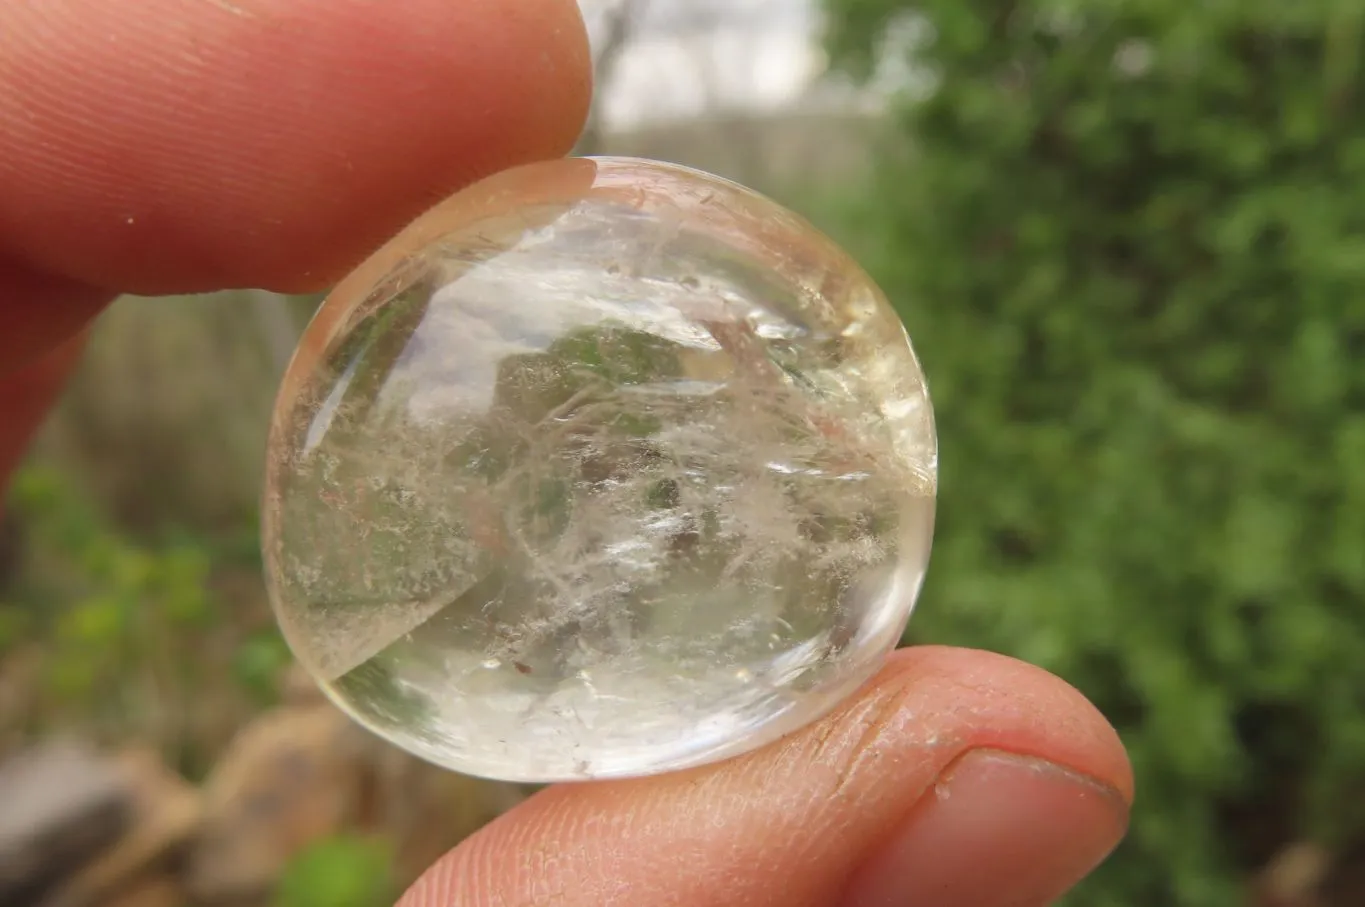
0;2;1134;905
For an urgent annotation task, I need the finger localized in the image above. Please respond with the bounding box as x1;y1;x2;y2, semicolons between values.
0;0;591;359
0;332;87;499
401;646;1133;907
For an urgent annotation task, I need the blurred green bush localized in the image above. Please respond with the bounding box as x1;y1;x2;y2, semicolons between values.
821;1;1365;904
2;465;290;775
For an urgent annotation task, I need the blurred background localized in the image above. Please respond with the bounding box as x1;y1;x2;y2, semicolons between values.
3;1;1363;905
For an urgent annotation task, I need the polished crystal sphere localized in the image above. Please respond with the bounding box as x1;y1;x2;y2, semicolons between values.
262;157;937;782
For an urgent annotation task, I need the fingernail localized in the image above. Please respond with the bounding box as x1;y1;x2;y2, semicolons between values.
839;749;1130;907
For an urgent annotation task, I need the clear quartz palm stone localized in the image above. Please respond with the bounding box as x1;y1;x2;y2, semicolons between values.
262;156;937;782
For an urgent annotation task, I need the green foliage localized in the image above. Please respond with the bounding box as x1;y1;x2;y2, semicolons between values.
3;466;286;773
820;1;1365;904
7;467;214;696
273;834;395;907
232;628;295;706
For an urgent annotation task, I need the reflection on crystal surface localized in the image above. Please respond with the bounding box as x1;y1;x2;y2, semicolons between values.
262;157;937;782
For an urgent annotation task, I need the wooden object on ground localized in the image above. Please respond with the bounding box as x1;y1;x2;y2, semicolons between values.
38;748;202;907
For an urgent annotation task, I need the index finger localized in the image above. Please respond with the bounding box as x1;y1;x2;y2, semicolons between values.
0;0;592;362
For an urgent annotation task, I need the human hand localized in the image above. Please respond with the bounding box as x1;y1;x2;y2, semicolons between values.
0;2;1132;904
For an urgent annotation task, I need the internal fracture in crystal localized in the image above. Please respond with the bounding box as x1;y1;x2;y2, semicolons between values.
262;156;938;782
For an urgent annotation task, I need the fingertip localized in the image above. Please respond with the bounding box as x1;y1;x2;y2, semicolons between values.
840;747;1129;907
875;646;1134;804
0;0;593;294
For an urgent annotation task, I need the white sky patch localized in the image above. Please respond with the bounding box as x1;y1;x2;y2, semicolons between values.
582;0;839;129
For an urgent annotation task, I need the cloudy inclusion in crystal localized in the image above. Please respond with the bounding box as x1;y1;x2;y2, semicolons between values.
262;157;937;782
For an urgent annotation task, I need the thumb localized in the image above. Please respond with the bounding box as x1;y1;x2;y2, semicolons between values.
399;646;1132;907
